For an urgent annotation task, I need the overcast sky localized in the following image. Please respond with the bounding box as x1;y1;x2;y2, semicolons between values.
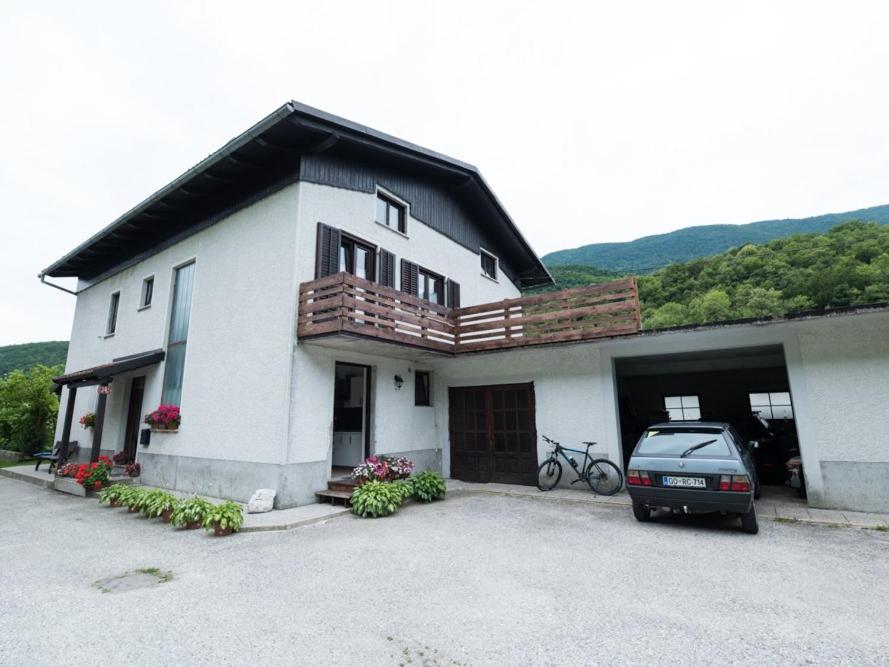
2;1;888;346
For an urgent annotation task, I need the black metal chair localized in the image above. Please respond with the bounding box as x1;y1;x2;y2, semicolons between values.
33;441;79;473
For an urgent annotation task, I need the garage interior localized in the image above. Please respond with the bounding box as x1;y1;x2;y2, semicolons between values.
614;345;804;500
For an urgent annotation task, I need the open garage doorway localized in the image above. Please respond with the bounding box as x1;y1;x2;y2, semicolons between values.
614;345;805;503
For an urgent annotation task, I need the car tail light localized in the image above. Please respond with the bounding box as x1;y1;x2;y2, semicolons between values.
720;474;751;492
627;470;653;487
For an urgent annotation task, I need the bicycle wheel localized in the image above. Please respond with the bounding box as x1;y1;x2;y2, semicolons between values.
585;459;623;496
536;458;562;491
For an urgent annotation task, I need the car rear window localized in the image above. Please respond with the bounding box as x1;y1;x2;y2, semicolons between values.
635;429;732;457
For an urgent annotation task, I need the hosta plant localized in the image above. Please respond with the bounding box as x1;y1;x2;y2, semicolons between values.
98;484;128;506
142;490;178;519
171;496;214;528
390;478;414;502
411;470;446;502
121;486;150;513
202;500;244;536
350;480;403;518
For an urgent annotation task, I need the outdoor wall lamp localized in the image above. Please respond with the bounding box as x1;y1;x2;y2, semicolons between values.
394;374;404;390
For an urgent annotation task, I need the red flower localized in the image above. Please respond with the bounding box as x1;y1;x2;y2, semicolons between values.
94;481;102;490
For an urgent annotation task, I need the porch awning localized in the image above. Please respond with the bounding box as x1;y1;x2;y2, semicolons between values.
53;349;165;389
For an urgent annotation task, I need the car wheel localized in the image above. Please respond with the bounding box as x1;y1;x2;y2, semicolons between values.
740;505;759;534
632;502;651;522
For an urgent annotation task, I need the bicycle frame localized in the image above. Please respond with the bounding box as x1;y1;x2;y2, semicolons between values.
548;443;596;481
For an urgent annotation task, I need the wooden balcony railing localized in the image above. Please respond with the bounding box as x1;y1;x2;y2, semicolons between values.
297;272;641;355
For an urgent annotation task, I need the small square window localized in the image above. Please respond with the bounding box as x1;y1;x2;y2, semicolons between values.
664;395;700;421
415;371;431;406
140;276;154;308
376;193;406;234
749;391;794;420
480;250;498;280
106;292;120;335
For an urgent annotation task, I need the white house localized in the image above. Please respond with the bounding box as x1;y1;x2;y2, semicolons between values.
41;101;889;513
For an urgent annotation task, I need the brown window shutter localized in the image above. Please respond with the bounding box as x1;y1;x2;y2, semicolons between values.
315;223;342;279
446;279;461;308
378;249;396;288
400;259;419;296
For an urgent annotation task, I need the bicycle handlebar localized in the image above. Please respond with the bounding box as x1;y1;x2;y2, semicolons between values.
542;435;597;448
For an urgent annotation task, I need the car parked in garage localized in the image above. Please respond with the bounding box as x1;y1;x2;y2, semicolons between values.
626;422;760;534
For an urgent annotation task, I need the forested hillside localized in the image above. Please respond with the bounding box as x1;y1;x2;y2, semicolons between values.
639;222;889;328
543;204;889;274
0;341;68;377
531;265;621;292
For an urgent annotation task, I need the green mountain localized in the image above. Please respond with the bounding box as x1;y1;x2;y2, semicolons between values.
543;204;889;274
0;341;68;377
639;221;889;328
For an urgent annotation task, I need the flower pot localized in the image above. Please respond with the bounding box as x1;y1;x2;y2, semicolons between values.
128;506;139;513
185;520;202;530
151;427;179;433
212;521;233;537
161;508;174;523
110;499;122;508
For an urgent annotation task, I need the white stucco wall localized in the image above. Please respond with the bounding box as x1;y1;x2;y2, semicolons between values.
294;182;522;306
56;184;302;465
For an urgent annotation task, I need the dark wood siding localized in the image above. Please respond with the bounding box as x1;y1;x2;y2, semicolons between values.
301;153;519;281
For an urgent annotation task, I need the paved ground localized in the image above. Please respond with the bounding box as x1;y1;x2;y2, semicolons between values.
2;477;888;666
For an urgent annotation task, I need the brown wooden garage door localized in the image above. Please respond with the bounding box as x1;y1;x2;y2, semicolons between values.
449;383;537;485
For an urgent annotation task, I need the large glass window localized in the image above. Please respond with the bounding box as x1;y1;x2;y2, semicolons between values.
161;262;195;406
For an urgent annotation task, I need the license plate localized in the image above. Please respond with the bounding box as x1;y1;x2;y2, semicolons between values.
662;476;707;489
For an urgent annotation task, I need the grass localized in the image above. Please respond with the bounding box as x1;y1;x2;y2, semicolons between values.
138;567;174;583
772;517;800;524
0;459;35;469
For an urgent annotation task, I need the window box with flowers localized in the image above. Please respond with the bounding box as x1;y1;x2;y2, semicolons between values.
144;405;181;433
79;412;96;430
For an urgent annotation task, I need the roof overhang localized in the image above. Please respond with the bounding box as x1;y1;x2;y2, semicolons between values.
40;101;552;287
53;349;165;389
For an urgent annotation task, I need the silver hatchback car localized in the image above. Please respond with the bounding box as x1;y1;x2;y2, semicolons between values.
626;422;760;534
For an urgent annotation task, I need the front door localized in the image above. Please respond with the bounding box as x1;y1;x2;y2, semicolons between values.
449;383;537;485
123;376;145;462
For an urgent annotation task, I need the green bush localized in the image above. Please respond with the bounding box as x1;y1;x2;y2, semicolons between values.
350;480;404;518
202;500;244;534
390;478;414;502
142;490;178;518
98;484;128;506
171;497;214;527
0;365;61;455
120;486;149;512
411;471;446;502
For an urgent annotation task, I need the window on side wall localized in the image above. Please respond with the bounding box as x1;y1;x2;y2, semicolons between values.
415;371;431;406
140;276;154;309
480;249;498;280
749;392;794;420
664;395;700;421
418;268;444;305
161;262;196;406
106;292;120;335
375;193;406;234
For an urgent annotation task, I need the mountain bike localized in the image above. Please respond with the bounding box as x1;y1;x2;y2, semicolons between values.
537;435;624;496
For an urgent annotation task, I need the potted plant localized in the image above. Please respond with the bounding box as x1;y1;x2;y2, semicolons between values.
171;496;213;529
55;455;112;496
409;470;446;502
112;451;131;466
202;500;244;536
79;412;96;430
120;486;149;514
144;404;181;432
125;462;141;478
98;484;128;507
351;455;414;484
142;490;178;522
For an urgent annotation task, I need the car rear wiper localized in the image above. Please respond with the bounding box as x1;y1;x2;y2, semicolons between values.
680;439;717;458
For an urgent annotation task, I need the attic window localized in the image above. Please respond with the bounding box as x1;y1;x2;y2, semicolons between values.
480;249;498;280
376;193;406;234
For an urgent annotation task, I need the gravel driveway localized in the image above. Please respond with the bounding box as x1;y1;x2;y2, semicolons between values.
2;477;888;666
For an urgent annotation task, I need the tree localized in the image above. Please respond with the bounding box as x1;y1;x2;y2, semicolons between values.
0;365;61;455
688;289;732;323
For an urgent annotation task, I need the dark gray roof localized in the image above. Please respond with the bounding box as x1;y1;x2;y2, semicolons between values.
53;349;165;388
40;101;552;286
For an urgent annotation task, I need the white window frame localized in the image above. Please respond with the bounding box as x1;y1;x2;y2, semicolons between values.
105;291;120;337
749;392;794;420
480;247;499;282
139;275;154;310
664;395;701;421
374;187;409;237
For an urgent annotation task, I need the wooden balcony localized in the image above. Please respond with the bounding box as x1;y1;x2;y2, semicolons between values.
297;272;641;356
